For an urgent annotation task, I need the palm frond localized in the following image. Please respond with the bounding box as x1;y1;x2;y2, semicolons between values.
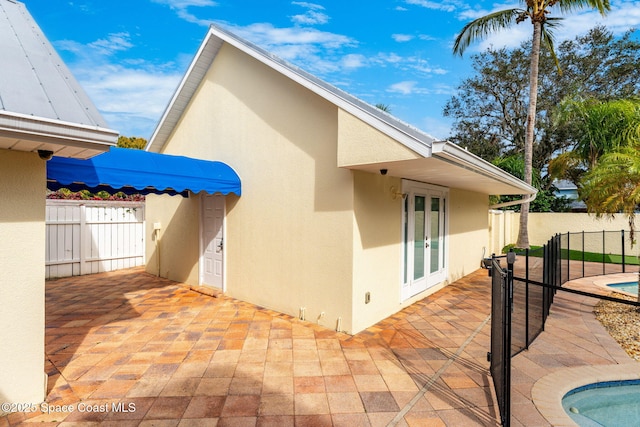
541;19;562;73
580;147;640;220
453;9;524;56
556;0;610;15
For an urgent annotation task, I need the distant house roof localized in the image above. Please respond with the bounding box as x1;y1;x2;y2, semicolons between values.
148;23;535;197
0;0;117;159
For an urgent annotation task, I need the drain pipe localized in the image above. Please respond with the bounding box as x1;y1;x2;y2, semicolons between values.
489;192;537;209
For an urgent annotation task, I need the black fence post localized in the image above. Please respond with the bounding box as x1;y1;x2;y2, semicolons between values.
582;230;585;278
603;230;606;275
622;230;626;273
567;231;571;280
525;248;530;349
505;252;515;427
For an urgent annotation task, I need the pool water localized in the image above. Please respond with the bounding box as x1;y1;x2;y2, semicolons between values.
606;281;638;295
563;380;640;426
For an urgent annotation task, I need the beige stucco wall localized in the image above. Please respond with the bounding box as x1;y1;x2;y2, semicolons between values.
145;193;201;284
350;180;490;333
0;150;46;405
146;43;356;332
448;189;490;281
337;110;420;166
351;172;404;333
490;211;637;254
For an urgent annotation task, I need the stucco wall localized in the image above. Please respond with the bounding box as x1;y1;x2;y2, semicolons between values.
147;43;355;332
351;172;404;333
448;189;490;281
337;109;420;166
145;193;200;284
0;150;46;404
490;211;638;254
350;177;490;333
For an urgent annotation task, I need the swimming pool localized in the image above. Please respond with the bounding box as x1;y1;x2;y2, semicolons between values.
562;380;640;426
606;281;638;295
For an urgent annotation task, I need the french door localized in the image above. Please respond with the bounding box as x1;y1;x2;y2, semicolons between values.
402;181;447;301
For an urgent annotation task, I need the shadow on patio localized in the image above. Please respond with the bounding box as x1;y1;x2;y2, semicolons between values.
6;264;632;426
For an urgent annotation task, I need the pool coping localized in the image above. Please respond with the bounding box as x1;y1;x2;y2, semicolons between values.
532;363;640;426
592;272;639;298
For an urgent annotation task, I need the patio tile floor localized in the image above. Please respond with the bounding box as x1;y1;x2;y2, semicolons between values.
2;267;637;426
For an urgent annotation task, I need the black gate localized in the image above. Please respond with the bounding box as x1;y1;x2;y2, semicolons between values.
489;253;515;427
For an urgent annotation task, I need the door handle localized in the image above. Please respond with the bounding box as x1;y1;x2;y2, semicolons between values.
425;237;429;248
217;238;224;252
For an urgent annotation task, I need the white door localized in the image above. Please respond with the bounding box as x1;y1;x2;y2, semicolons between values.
402;181;447;301
201;194;225;290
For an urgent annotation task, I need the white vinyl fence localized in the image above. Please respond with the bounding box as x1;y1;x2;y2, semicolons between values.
46;200;145;279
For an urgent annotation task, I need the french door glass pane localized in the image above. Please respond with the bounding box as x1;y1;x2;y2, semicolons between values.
430;197;440;273
414;195;425;280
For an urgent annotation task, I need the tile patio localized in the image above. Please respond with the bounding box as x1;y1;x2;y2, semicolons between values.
1;266;636;426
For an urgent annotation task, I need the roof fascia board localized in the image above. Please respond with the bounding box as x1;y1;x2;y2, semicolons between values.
0;110;118;148
432;141;537;194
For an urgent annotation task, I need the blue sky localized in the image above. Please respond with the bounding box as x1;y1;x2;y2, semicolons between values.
25;0;640;140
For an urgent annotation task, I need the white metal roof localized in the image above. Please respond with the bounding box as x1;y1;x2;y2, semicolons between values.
0;0;117;158
148;23;536;196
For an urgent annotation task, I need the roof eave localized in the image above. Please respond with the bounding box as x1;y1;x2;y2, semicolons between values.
0;110;118;158
431;141;537;195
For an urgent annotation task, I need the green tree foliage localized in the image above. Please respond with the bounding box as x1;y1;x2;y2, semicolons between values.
580;146;640;304
117;135;147;150
445;27;640;220
452;0;610;248
550;98;640;183
446;27;639;169
491;155;572;212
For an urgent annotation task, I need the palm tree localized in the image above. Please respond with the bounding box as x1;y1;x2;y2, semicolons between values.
453;0;610;248
549;98;640;183
580;146;640;304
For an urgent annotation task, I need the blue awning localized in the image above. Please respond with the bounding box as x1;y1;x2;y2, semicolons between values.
47;147;241;196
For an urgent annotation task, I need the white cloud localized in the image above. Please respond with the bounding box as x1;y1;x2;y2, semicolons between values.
387;80;454;97
150;0;217;26
70;62;182;137
229;23;355;49
87;32;133;55
418;34;437;41
392;34;414;42
291;1;324;10
341;54;367;69
388;81;420;95
404;0;461;13
375;52;404;64
291;2;329;25
221;22;358;74
291;10;329;25
55;32;183;137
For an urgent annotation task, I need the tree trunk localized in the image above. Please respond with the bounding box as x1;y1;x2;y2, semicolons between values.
515;21;542;249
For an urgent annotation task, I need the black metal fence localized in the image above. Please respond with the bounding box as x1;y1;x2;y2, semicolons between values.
510;230;639;355
489;230;640;426
489;254;514;426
